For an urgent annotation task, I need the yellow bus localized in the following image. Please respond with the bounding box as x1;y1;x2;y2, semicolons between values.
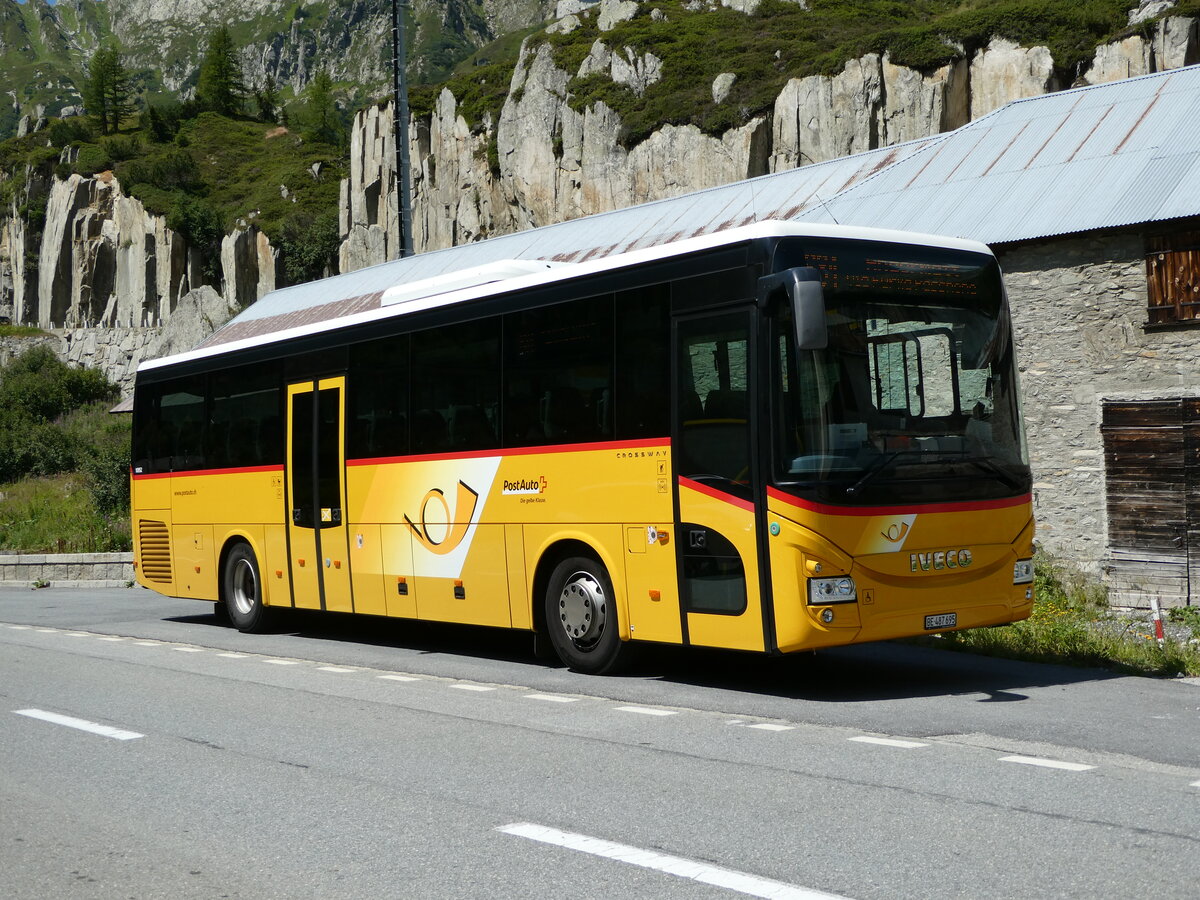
131;222;1033;673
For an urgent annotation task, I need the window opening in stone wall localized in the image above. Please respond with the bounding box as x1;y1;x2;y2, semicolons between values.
1146;232;1200;325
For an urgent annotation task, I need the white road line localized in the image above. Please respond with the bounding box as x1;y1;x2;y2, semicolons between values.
218;652;248;658
173;647;204;653
66;632;89;637
7;624;30;630
1191;780;1200;789
36;628;57;633
748;723;793;732
451;684;496;692
98;636;125;642
616;706;677;716
263;659;299;666
14;709;144;741
378;674;419;682
498;822;849;899
318;666;354;673
999;755;1096;772
525;694;580;703
849;736;928;749
133;641;159;646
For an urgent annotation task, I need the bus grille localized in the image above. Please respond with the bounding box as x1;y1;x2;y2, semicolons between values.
138;520;173;584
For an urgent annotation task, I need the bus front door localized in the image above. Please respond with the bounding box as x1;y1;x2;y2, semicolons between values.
673;311;766;652
287;378;353;612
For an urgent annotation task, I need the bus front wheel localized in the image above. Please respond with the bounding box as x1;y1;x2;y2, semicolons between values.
545;555;625;674
223;543;270;633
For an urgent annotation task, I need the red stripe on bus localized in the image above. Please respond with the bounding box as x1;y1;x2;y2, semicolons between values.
766;486;1031;516
347;437;670;467
678;476;755;512
131;464;285;481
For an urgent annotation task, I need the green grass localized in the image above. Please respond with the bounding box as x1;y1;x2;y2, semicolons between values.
0;325;49;338
0;474;130;553
932;554;1200;677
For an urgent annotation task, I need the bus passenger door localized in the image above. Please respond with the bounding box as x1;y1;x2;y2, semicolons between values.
672;311;765;652
287;378;353;613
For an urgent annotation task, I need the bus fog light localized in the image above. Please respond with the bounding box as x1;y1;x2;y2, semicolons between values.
1013;559;1034;585
808;576;857;604
820;608;835;624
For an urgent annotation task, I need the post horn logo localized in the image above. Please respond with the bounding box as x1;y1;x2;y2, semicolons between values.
405;481;479;555
881;522;910;543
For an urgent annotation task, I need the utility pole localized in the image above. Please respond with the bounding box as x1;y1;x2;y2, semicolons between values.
390;0;414;257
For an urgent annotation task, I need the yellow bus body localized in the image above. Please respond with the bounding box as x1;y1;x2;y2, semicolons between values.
133;440;1032;655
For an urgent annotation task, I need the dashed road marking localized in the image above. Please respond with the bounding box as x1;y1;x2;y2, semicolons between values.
378;674;419;682
318;666;355;673
14;708;144;741
999;755;1095;772
748;723;793;732
850;736;928;749
616;706;676;717
525;694;580;703
173;647;204;653
218;652;248;658
451;684;496;692
498;822;849;899
263;659;299;666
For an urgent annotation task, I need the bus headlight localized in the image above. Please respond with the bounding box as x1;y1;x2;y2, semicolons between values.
1013;559;1034;585
808;576;857;604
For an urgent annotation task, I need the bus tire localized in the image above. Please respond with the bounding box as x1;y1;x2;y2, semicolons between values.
545;555;625;674
223;542;269;633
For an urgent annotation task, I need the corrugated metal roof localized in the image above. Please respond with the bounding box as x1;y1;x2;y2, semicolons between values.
194;63;1200;357
810;64;1200;241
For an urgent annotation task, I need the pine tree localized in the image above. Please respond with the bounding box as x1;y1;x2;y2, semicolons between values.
305;70;339;144
83;43;134;134
255;73;278;123
196;26;245;117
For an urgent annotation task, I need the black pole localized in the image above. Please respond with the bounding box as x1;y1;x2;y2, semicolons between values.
391;0;414;258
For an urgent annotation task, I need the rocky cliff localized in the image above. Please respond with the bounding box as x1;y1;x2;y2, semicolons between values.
2;165;274;331
340;3;1200;270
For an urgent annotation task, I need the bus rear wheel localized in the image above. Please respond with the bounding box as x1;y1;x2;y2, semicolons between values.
545;555;625;674
224;542;269;633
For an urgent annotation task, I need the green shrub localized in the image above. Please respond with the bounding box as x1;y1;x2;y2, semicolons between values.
73;142;113;175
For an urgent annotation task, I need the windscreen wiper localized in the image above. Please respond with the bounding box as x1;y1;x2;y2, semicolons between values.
958;455;1025;491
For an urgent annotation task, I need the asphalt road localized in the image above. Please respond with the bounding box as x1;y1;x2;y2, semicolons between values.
2;586;1198;898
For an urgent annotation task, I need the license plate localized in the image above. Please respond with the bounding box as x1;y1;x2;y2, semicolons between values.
924;612;957;630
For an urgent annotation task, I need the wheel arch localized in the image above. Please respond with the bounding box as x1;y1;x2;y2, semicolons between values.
216;528;271;606
530;536;629;642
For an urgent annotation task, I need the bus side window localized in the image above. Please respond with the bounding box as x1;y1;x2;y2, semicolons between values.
348;334;409;459
615;284;669;439
413;320;499;453
504;294;614;448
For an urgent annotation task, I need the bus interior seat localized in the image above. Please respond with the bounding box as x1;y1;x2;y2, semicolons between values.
704;389;747;420
541;388;588;441
448;405;494;450
681;390;703;423
412;409;448;453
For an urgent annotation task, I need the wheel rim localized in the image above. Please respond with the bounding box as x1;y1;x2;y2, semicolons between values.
557;571;606;650
230;557;257;617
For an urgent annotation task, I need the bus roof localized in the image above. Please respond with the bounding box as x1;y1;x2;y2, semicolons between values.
142;220;990;373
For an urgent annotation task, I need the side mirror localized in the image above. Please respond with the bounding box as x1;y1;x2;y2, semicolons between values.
758;267;827;350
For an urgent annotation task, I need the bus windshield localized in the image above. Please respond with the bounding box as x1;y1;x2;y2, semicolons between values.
774;242;1030;507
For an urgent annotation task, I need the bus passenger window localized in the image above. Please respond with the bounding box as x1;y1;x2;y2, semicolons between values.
412;320;499;453
504;295;614;448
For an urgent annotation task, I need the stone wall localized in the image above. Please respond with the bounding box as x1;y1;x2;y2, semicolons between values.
997;232;1200;581
0;552;134;589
